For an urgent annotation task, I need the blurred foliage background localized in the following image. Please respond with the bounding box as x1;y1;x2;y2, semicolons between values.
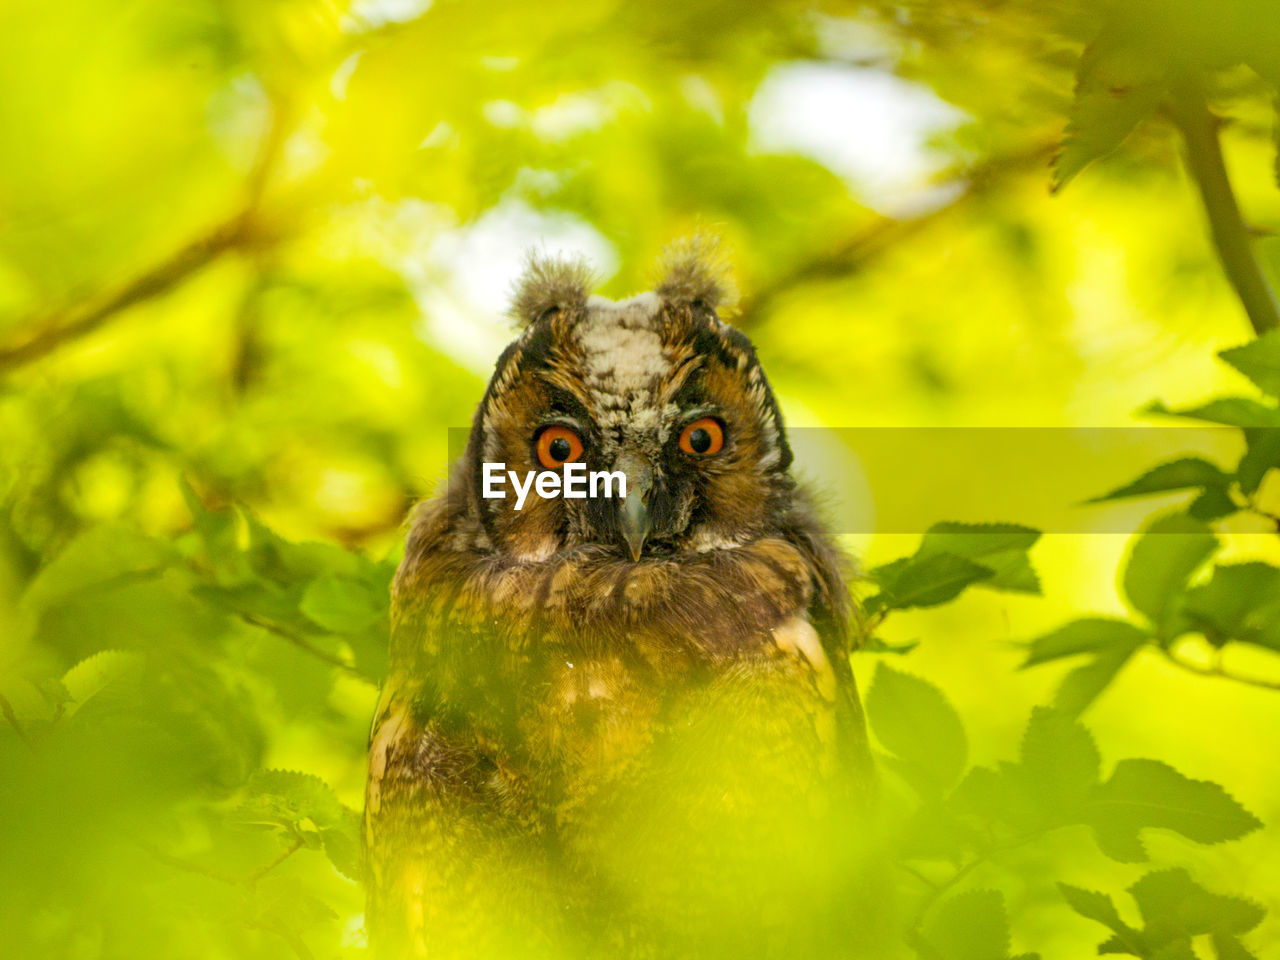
3;0;1280;957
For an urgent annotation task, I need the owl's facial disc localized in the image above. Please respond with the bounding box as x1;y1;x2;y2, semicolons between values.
470;255;794;562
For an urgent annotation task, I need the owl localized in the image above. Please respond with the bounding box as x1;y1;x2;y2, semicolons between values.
364;240;878;960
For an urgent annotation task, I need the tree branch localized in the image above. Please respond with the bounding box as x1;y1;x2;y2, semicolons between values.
1168;87;1280;335
0;221;252;373
141;834;304;888
0;94;293;373
237;612;367;679
245;835;305;885
1161;647;1280;692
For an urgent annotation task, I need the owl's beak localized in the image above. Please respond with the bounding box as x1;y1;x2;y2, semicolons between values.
617;454;653;561
620;493;651;561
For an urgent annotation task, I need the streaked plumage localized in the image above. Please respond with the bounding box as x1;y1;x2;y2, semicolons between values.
364;239;875;959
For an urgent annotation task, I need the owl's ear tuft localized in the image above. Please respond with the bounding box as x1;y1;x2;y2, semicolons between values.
510;253;595;326
656;235;737;313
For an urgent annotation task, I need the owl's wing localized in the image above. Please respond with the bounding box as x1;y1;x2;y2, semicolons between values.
364;672;575;960
778;501;876;790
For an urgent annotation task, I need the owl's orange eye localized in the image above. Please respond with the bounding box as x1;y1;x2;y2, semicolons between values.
535;425;584;468
679;417;724;456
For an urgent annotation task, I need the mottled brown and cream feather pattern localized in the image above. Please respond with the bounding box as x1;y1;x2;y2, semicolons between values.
364;240;875;960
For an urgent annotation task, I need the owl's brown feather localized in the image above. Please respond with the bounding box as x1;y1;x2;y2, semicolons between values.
365;241;876;959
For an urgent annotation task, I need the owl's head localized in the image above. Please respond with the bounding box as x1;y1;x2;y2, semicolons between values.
460;239;795;563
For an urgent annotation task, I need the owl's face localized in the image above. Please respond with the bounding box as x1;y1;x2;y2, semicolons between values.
461;243;795;563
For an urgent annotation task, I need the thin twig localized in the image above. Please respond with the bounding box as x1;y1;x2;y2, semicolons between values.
0;691;34;750
1161;647;1280;692
1167;84;1280;335
909;855;985;932
905;826;1051;958
238;612;366;678
141;834;305;888
137;841;244;886
245;835;305;885
896;861;942;891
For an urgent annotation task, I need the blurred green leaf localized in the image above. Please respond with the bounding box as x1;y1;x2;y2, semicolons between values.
1237;428;1280;494
300;572;388;634
868;553;994;611
22;524;171;611
1054;33;1165;192
1052;644;1142;717
1146;398;1280;428
1083;759;1262;862
1023;617;1150;667
61;648;145;715
235;769;346;834
1219;330;1280;398
866;662;967;795
916;522;1042;594
916;522;1040;557
1058;883;1142;952
1065;869;1265;959
951;708;1100;833
922;889;1038;960
1186;484;1239;521
322;808;362;882
1122;515;1218;637
1183;562;1280;647
1018;707;1100;816
1088;457;1231;503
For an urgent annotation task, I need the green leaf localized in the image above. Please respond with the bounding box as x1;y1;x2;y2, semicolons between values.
1146;397;1280;428
916;522;1042;594
300;573;386;634
1064;869;1266;957
1237;427;1280;495
865;663;967;794
951;708;1102;834
1088;458;1231;503
858;636;920;655
1018;707;1100;814
1084;759;1263;862
917;522;1041;558
1053;644;1142;717
1214;931;1261;960
1122;515;1218;636
1186;485;1240;521
950;764;1037;834
1220;330;1280;398
1059;883;1131;933
1023;618;1150;667
1054;33;1166;191
61;650;146;716
970;551;1041;595
321;808;362;881
1059;884;1145;955
22;525;171;612
1130;869;1264;938
869;553;994;610
1183;562;1280;647
922;890;1036;960
243;511;366;587
235;769;347;834
1123;869;1265;959
180;478;252;583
